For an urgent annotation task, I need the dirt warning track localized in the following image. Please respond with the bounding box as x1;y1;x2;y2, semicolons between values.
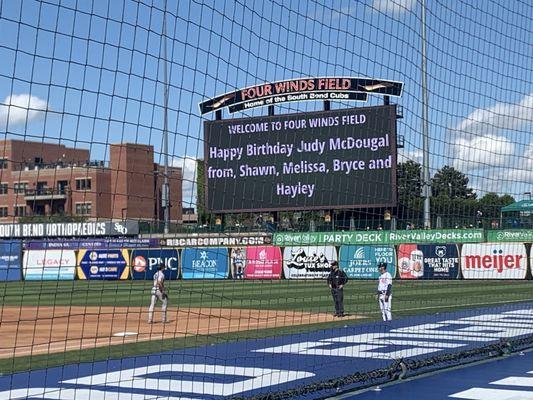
0;306;362;358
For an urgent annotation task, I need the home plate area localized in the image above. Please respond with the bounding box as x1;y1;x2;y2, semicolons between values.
1;303;532;400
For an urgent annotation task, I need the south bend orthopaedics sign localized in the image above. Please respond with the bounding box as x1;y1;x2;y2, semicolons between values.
199;77;404;114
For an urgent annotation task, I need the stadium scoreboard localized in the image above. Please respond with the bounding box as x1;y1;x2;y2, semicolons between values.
204;105;398;212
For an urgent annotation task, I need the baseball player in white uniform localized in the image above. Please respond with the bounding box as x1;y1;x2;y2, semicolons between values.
148;263;168;323
377;262;392;321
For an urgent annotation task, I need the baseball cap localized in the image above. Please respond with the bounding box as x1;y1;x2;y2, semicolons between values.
377;262;387;269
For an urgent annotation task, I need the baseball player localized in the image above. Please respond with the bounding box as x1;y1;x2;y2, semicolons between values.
148;263;168;323
377;262;392;321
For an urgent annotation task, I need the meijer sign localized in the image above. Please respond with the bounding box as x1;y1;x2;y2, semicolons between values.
461;243;527;279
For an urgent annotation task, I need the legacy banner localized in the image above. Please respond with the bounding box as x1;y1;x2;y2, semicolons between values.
77;249;130;280
283;246;337;279
245;246;282;279
131;249;179;280
274;229;484;246
23;250;76;280
338;245;396;279
181;248;228;279
461;243;527;280
398;244;459;279
486;230;533;243
0;241;21;281
0;221;139;238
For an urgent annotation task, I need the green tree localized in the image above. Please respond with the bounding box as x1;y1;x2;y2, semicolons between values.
477;192;515;223
396;160;423;224
431;165;476;200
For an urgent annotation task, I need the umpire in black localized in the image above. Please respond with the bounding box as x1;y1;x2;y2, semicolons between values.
327;261;348;317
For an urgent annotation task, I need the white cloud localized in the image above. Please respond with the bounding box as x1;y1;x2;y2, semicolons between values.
452;93;533;137
371;0;418;15
452;134;515;172
448;93;533;195
398;148;423;164
0;94;49;127
171;156;197;209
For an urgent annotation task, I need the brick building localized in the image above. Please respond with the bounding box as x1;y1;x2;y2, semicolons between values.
0;140;182;223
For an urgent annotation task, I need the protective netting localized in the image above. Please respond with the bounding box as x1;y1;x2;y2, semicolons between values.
0;0;532;399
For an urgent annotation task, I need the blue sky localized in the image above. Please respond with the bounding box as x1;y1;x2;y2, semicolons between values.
0;0;531;208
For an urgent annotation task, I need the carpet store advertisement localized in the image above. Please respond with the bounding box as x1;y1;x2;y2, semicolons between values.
338;245;396;279
23;250;76;280
397;244;459;279
181;247;228;279
77;249;130;280
283;246;337;279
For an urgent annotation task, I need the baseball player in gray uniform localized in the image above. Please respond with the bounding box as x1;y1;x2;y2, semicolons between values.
148;263;168;323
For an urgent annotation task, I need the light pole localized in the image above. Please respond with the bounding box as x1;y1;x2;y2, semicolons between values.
421;0;431;229
162;0;170;234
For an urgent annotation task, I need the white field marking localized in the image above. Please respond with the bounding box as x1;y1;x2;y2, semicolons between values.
491;376;533;387
62;364;314;397
449;387;533;399
0;387;191;400
112;332;138;337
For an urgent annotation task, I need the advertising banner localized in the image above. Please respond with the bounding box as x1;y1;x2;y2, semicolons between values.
230;247;246;279
23;250;76;280
244;246;282;280
398;244;459;279
77;249;130;280
25;238;160;250
461;243;527;280
181;247;228;279
273;229;484;246
283;246;337;279
486;230;533;243
165;234;270;247
131;249;179;280
338;245;396;279
0;241;21;281
0;221;139;238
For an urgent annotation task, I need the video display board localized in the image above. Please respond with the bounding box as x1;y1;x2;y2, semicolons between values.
205;105;397;211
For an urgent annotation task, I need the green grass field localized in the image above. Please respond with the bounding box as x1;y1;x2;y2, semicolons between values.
0;279;531;374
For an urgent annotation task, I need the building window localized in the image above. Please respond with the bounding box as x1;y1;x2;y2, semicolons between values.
0;159;7;169
0;183;7;195
75;202;92;215
13;182;28;194
0;207;7;217
75;178;92;190
14;205;26;217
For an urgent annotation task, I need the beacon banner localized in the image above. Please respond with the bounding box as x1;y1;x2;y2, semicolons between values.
181;248;229;279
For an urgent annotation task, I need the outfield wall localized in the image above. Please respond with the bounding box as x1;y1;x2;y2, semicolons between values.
1;229;531;281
